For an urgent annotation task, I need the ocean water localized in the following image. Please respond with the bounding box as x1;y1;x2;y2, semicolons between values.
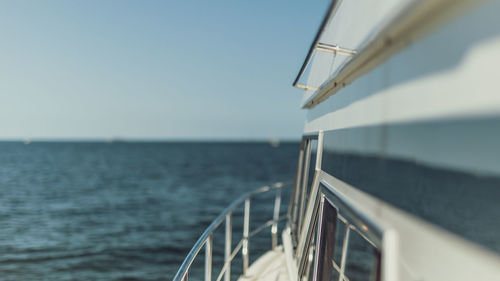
0;142;299;281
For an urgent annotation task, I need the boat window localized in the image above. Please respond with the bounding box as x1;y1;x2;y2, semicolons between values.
298;139;317;233
290;137;319;246
333;217;346;265
289;139;306;243
313;192;381;281
313;196;338;281
321;122;500;255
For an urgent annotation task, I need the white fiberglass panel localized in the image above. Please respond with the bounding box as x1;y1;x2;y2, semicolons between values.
321;0;409;50
305;1;500;130
304;1;500;176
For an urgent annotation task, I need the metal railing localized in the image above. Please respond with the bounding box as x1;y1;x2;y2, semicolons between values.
173;181;291;281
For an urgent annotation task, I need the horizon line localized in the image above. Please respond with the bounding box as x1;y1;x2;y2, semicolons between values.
0;137;301;143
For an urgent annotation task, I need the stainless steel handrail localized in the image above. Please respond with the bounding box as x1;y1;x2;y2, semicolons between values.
173;181;292;281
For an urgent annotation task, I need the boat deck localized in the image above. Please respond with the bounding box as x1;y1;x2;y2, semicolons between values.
237;246;289;281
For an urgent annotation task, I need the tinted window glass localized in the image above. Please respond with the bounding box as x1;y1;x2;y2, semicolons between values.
321;119;500;254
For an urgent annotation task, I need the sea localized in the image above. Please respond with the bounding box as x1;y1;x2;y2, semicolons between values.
0;141;299;281
2;141;499;281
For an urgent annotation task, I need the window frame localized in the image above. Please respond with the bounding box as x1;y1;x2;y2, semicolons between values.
288;132;323;251
298;170;397;281
291;130;396;281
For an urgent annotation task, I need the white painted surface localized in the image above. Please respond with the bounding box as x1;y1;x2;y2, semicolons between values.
282;227;297;281
302;0;412;104
236;246;289;281
305;1;500;131
302;1;500;175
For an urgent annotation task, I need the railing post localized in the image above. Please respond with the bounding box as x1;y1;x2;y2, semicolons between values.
298;140;312;234
339;224;351;281
304;244;315;281
242;198;250;276
205;234;213;281
225;213;232;281
271;188;282;250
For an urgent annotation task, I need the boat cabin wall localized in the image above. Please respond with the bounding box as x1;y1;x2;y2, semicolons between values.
287;2;500;281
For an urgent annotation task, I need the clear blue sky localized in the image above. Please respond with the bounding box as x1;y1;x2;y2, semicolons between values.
0;0;329;140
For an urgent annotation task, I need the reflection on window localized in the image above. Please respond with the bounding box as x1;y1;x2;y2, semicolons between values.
320;127;500;255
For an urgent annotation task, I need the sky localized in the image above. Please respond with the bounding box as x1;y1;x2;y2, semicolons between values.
0;0;329;141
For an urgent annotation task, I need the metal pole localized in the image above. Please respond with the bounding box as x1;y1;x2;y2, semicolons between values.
299;140;312;233
225;213;232;281
290;140;305;235
271;188;282;249
242;198;250;275
304;245;314;281
339;225;350;281
205;234;212;281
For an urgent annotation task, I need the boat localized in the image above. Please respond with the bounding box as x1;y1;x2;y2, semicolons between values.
173;1;500;281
